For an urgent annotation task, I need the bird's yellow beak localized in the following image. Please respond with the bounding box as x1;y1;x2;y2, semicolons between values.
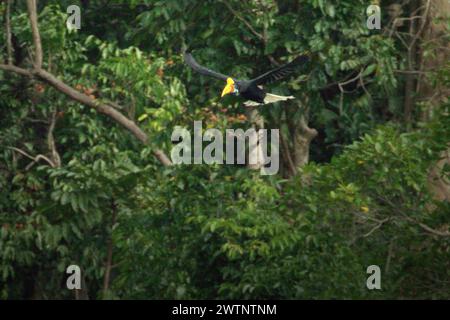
221;78;235;97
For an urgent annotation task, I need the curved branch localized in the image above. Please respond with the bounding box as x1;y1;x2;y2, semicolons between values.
35;69;173;166
1;1;172;167
7;147;56;168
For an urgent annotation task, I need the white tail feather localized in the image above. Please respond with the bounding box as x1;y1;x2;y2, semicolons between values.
244;93;295;107
264;93;295;103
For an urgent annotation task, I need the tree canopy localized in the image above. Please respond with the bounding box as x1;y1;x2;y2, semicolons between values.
0;0;449;299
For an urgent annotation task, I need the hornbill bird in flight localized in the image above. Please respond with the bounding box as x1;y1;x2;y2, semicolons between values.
184;52;309;106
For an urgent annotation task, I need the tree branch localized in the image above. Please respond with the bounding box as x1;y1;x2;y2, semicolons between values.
26;0;43;69
410;0;432;50
377;195;450;237
7;146;56;169
0;67;172;166
404;215;450;237
0;3;172;166
364;218;390;237
36;69;173;165
221;1;264;41
5;0;14;65
47;110;61;168
0;64;32;76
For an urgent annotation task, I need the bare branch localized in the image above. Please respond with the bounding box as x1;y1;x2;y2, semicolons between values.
364;218;389;237
404;215;450;237
5;0;14;65
47;110;61;167
377;195;450;237
36;69;172;165
0;64;32;76
395;69;429;75
338;69;364;93
7;146;56;168
1;2;173;166
410;0;432;49
0;65;172;166
26;0;43;69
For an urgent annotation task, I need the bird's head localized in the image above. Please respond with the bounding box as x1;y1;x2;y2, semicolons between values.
221;78;238;97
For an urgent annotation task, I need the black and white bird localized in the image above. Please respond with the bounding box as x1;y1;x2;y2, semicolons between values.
184;52;309;106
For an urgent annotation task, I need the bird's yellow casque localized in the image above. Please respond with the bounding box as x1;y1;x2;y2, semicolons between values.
221;78;235;97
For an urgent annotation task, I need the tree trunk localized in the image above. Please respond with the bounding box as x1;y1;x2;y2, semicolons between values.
416;0;450;203
245;106;265;170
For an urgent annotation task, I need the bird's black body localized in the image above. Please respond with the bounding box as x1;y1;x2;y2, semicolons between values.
236;81;265;103
184;52;309;105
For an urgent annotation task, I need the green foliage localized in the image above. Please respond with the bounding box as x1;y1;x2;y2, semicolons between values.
111;115;450;299
0;0;449;300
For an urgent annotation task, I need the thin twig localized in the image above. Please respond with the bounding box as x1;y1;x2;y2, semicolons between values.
377;195;450;237
222;1;264;41
364;218;389;237
338;69;363;93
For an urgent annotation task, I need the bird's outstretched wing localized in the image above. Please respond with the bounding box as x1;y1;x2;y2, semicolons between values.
184;52;230;81
251;54;309;85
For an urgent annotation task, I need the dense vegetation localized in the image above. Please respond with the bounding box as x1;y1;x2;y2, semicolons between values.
0;0;449;299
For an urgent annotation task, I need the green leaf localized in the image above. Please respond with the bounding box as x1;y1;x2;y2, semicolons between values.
138;114;149;122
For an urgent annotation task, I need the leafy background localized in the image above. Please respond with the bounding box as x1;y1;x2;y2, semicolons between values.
0;0;449;299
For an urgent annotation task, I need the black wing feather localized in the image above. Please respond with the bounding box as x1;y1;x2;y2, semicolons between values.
184;53;229;81
251;54;309;85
